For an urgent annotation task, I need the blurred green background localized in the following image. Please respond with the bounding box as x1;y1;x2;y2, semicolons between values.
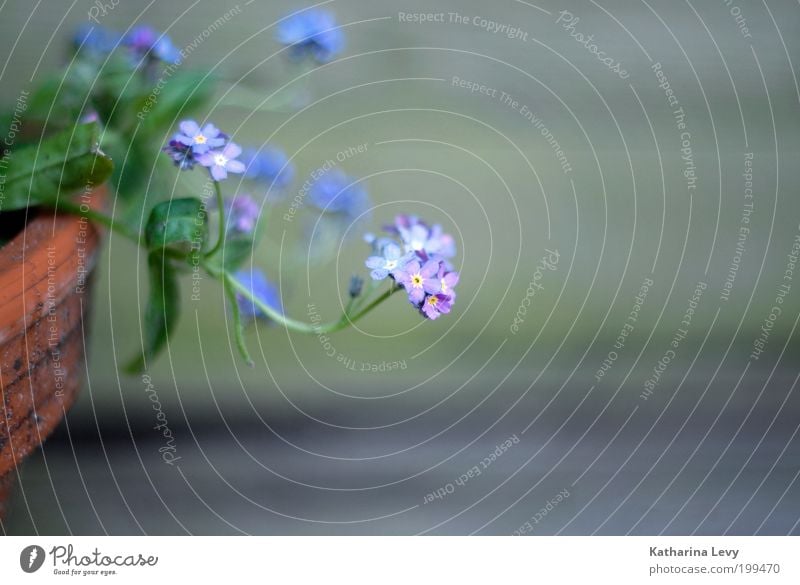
1;0;799;534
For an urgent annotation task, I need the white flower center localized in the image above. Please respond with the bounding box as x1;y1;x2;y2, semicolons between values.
385;259;398;270
441;279;448;294
214;154;228;166
195;134;207;144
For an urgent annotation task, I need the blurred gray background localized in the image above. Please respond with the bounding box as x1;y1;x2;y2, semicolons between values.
1;0;799;534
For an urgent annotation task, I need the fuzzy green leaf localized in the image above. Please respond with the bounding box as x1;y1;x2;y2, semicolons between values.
144;197;207;254
124;250;180;373
0;122;113;212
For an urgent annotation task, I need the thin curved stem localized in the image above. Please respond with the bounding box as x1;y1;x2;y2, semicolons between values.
223;271;400;335
204;181;225;258
56;200;139;241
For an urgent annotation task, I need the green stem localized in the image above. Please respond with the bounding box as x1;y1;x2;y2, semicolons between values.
56;201;139;241
222;270;400;335
205;181;225;258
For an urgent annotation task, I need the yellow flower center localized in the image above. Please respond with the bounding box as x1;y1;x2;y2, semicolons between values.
411;274;423;287
428;296;438;306
195;134;207;144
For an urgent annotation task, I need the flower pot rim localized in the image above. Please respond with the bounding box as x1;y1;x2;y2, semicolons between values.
0;186;106;343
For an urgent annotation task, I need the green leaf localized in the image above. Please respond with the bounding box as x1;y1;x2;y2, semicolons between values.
25;70;91;125
204;236;254;272
0;122;113;211
145;197;207;254
124;250;180;374
223;273;254;367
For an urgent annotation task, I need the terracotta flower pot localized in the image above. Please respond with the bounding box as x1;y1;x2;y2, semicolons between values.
0;189;104;520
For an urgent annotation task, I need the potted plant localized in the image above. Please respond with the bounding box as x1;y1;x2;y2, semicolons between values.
0;8;462;518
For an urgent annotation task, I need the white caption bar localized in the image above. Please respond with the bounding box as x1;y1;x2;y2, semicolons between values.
1;536;797;583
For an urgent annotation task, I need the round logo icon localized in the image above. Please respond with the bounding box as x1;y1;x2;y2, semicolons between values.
20;545;46;573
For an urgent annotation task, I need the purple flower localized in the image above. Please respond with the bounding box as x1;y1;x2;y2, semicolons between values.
80;110;100;124
391;214;456;260
365;242;413;281
234;269;282;323
395;259;440;304
434;265;460;300
198;142;246;182
276;9;344;64
242;146;295;190
175;120;225;154
425;224;457;259
223;195;260;235
125;25;181;64
420;293;453;320
162;139;196;170
309;169;370;219
362;215;460;320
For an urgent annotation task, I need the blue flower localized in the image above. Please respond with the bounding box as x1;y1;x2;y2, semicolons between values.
198;142;246;182
276;9;344;64
174;120;225;155
309;169;370;219
365;242;413;281
362;216;460;320
242;147;295;190
234;270;282;323
73;24;121;57
125;25;181;64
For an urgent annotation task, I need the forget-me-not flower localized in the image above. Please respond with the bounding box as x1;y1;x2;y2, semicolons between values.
276;9;344;64
199;142;246;182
